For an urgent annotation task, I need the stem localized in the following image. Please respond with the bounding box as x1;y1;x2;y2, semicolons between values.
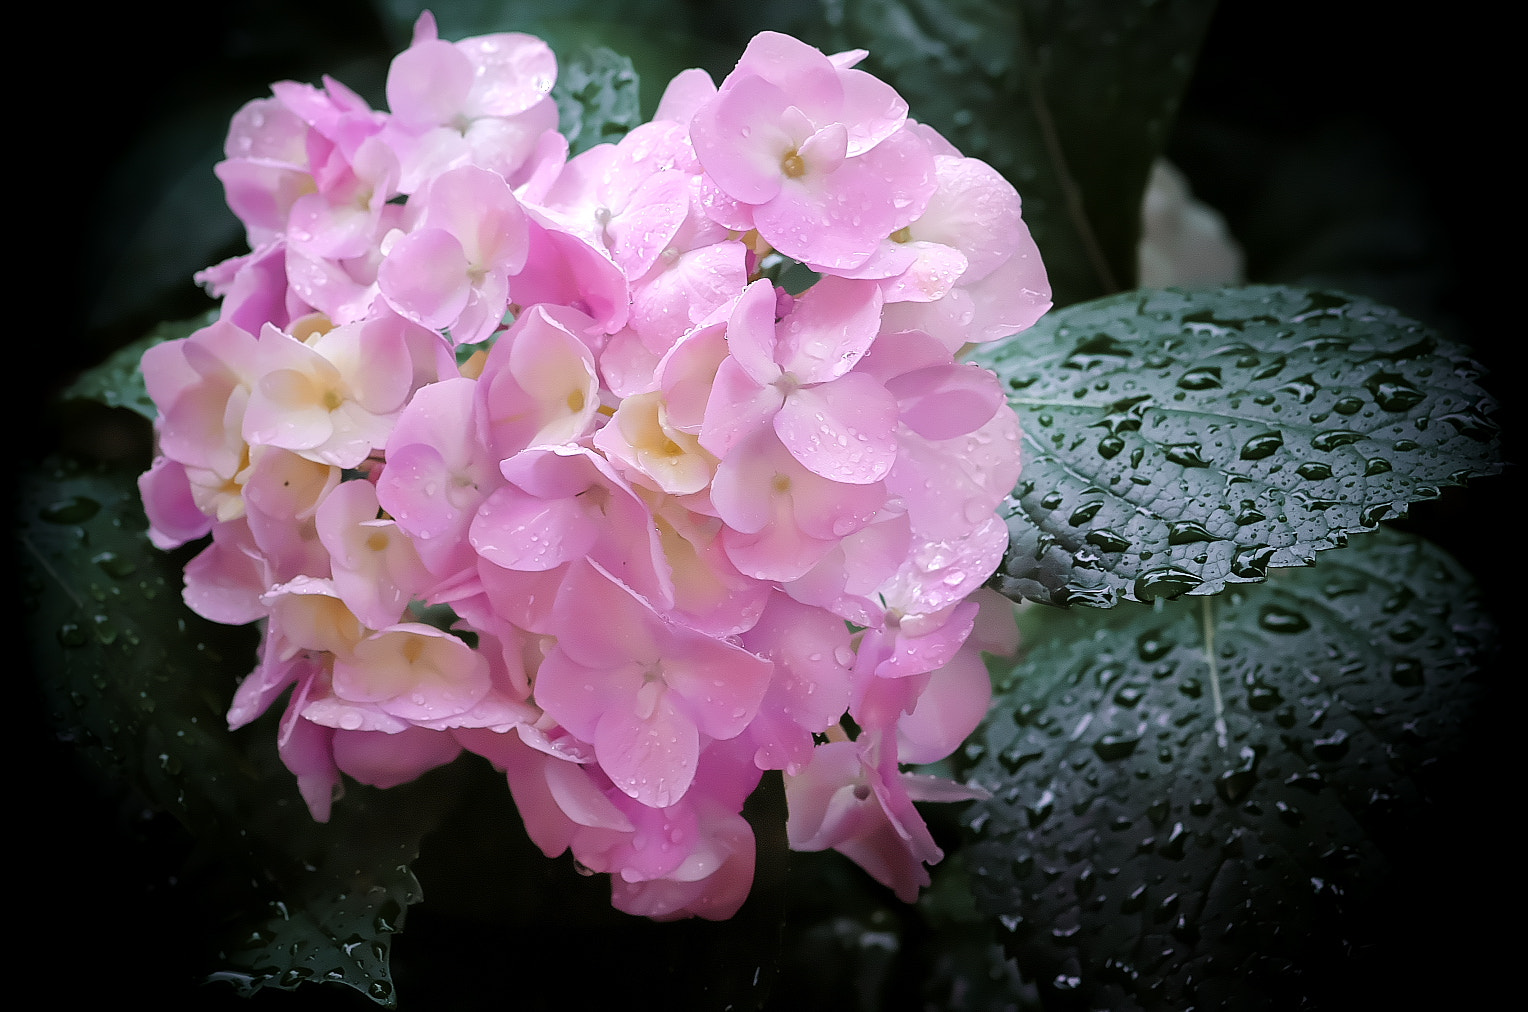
1201;596;1227;749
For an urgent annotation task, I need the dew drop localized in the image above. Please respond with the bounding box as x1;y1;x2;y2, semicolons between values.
1166;520;1219;545
1332;395;1364;415
41;496;99;524
1133;567;1202;600
1093;734;1141;761
1239;431;1283;461
1085;528;1130;553
1230;544;1274;579
1365;371;1425;412
1163;443;1208;467
1258;604;1309;633
1311;428;1365;451
1177;366;1222;390
1068;501;1103;526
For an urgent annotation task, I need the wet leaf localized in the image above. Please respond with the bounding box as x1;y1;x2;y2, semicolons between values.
18;456;453;1007
960;527;1494;1009
969;286;1504;607
61;312;214;421
553;44;643;156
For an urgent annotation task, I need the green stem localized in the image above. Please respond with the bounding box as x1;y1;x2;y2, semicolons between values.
1201;596;1226;749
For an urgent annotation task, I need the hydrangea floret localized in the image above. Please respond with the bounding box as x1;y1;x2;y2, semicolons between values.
140;11;1050;920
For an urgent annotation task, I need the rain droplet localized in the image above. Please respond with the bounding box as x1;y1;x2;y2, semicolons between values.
1085;528;1130;552
1068;501;1103;526
1230;544;1274;579
1365;371;1425;412
1390;657;1423;686
1258;604;1309;633
1177;366;1222;390
41;496;99;524
1234;502;1267;526
1093;734;1141;761
1163;443;1208;467
1311;429;1365;451
91;551;137;579
1312;729;1351;761
1332;395;1364;415
1275;373;1321;403
1240;431;1283;460
1166;520;1219;545
1134;567;1203;600
1136;629;1173;661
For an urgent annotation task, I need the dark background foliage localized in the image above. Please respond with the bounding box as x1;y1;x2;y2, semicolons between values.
21;2;1517;1009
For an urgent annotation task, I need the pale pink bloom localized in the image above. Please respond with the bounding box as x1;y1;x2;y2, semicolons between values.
260;575;368;657
303;623;493;732
528;121;696;281
652;68;718;127
701;276;898;485
610;805;756;921
181;518;270;626
709;427;886;583
376;377;500;586
275;664;341;821
377;164;528;345
279;104;398;263
471;447;672;604
213;96;314;248
642;489;770;638
594;390;717;496
473;304;600;460
315;478;429;629
331;724;464;788
627;231;748;358
690;32;934;269
196;241;307;337
226;576;364;738
894;637;999;766
241;314;415;468
139;456;213;550
785;732;984;902
740;592;855;775
510;209;632;334
142;318;263;520
534;560;773;809
470;728;634;862
242;446;341;582
382;11;558;193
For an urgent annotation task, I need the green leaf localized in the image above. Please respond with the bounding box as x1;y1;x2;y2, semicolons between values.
20;456;257;835
18;456;455;1007
206;760;468;1007
554;44;643;156
61;312;214;421
812;0;1218;306
960;526;1495;1009
968;286;1503;607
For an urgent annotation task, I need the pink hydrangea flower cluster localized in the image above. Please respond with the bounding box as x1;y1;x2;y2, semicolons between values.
139;12;1050;920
